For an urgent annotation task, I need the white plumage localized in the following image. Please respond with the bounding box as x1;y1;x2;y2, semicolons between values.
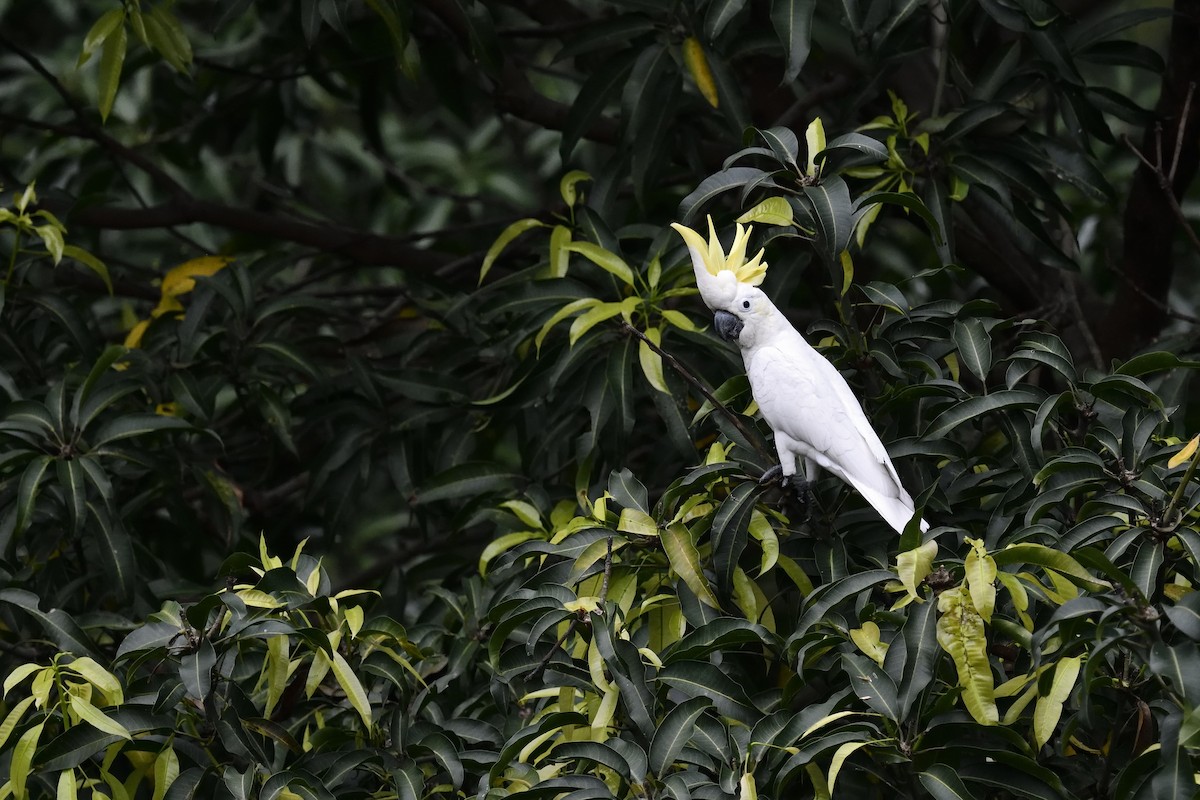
672;218;928;534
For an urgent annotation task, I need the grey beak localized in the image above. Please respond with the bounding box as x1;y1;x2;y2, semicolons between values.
714;310;744;342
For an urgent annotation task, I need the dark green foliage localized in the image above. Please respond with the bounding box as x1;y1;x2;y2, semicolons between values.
1;0;1199;798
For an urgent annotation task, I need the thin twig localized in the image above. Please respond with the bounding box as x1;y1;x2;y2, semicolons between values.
1169;82;1196;182
1121;133;1200;257
599;536;614;603
620;322;776;464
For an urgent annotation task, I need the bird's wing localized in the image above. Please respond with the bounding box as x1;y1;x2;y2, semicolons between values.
748;336;907;502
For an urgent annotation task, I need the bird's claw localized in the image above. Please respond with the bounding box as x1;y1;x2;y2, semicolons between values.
759;464;783;485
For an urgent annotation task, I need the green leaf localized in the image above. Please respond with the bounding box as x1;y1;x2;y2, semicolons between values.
662;523;721;610
180;639;215;701
87;503;136;603
78;8;125;67
561;52;636;161
15;454;52;534
794;570;893;637
1165;592;1200;641
802;175;854;260
565;241;635;286
89;414;192;448
770;0;817;83
711;481;763;598
758;126;801;173
919;764;977;800
923;389;1044;439
658;661;757;724
857;191;945;245
842;653;900;720
680;168;767;223
97;22;127;121
649;697;710;777
888;596;939;721
415;462;521;504
0;588;101;658
480;218;546;283
705;0;748;40
991;543;1111;591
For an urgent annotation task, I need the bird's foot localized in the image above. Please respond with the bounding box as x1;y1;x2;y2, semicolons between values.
759;464;783;486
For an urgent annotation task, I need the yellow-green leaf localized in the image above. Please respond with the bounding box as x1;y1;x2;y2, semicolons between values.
737;197;793;227
548;224;572;278
662;522;720;609
57;770;78;800
480;218;546;283
62;245;113;294
896;538;937;599
849;621;888;667
3;664;42;697
1169;435;1199;469
827;740;869;796
963;538;997;623
738;772;758;800
68;695;132;740
569;301;624;346
11;722;45;800
638;327;669;394
97;23;127;122
536;298;601;352
64;657;124;705
151;747;179;800
559;170;591;207
479;531;542;575
500;500;544;529
263;635;289;718
839;250;854;296
805;117;826;177
660;309;700;332
0;696;37;752
1033;655;1082;749
147;6;192;68
748;510;778;574
618;508;658;537
565;241;634;286
936;586;997;725
78;8;125;67
330;650;372;728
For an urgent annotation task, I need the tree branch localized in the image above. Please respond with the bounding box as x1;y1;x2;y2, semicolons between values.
1099;0;1200;357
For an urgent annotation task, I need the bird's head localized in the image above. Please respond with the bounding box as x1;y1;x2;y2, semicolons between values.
712;283;776;348
670;216;773;347
670;216;767;311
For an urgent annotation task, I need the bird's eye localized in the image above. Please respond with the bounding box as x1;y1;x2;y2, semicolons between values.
742;300;750;309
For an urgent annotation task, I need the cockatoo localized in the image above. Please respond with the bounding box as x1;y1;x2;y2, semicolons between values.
671;217;928;534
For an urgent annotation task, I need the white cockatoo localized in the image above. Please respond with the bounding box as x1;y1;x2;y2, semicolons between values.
671;216;928;534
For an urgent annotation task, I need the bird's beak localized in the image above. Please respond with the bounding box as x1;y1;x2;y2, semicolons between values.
714;310;744;341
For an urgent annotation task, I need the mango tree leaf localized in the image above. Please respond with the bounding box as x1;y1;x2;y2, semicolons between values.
658;661;757;724
649;696;710;777
923;389;1044;439
802;175;854;261
0;588;101;658
662;523;721;610
770;0;817;83
96;21;127;121
680;168;767;223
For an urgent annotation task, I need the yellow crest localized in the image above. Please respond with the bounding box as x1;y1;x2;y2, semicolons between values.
670;215;768;286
